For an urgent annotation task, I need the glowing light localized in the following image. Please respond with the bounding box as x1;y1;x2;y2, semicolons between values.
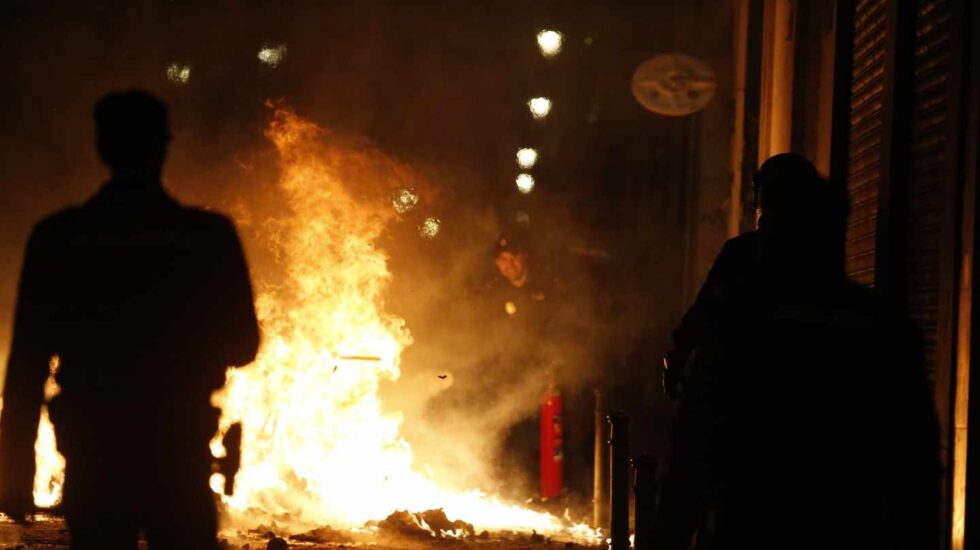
391;187;420;214
505;302;517;316
165;63;191;84
516;173;535;194
527;97;552;120
258;44;288;67
33;355;64;508
419;217;441;239
536;30;563;57
516;148;538;169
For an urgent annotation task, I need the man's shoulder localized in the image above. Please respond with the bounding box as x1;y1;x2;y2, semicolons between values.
721;231;759;254
706;231;759;284
30;206;87;242
177;206;238;233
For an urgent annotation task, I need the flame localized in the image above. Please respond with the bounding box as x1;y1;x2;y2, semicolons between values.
0;390;65;509
18;104;596;541
32;356;65;508
33;408;64;508
212;105;595;540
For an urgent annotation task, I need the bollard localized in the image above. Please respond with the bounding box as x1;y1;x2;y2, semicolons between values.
608;412;630;550
632;454;658;550
593;389;609;530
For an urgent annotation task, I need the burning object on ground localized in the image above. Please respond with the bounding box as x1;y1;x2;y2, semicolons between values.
376;509;476;539
206;106;596;542
290;525;354;544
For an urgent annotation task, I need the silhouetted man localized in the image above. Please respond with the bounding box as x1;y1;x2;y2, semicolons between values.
653;161;938;549
663;154;820;399
0;90;259;549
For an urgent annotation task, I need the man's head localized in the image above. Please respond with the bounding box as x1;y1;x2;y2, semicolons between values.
94;90;171;180
753;153;820;224
495;238;528;288
754;154;848;283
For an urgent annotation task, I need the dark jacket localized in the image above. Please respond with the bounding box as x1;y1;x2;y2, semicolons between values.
0;181;259;510
654;279;939;550
666;231;759;385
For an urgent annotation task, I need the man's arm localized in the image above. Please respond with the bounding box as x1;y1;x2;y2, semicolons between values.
652;345;726;549
881;318;940;548
664;232;758;398
670;232;757;358
213;219;259;368
0;227;57;519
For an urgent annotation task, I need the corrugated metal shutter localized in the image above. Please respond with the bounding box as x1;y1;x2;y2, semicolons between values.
845;0;888;286
907;0;952;376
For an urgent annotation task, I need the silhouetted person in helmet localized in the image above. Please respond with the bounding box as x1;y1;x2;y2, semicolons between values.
662;154;820;399
652;158;938;549
0;90;259;549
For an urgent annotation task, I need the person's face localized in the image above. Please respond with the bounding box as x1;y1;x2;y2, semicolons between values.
495;251;527;284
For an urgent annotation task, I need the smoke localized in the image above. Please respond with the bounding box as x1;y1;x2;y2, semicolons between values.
216;102;615;521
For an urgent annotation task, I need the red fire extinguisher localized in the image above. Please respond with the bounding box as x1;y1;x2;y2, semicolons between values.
540;383;563;499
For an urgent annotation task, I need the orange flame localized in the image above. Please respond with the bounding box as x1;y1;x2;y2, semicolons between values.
211;106;596;539
20;105;597;541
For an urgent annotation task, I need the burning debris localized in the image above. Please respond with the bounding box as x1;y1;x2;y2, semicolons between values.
290;525;354;544
375;509;475;540
205;105;597;542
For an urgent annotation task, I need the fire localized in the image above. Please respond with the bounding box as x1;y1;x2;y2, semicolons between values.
32;408;63;508
20;104;596;541
32;356;65;508
211;105;595;539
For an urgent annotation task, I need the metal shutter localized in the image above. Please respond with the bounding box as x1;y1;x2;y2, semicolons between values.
907;0;952;377
845;0;889;286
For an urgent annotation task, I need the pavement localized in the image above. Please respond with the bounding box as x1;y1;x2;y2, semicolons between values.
0;515;596;550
